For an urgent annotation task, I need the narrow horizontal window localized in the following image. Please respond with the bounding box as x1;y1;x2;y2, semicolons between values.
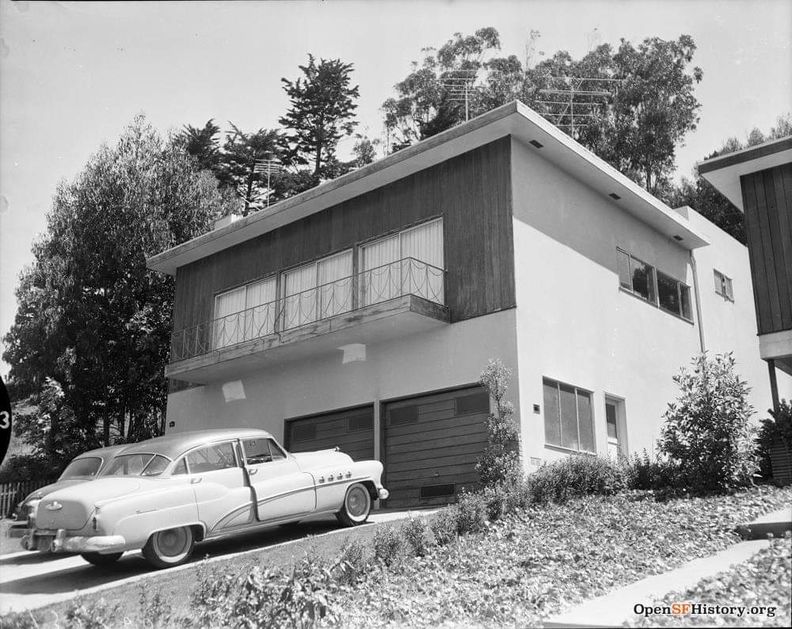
389;405;419;426
420;483;455;498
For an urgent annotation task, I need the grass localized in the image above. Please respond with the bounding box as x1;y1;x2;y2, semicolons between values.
0;520;19;557
2;486;790;628
630;536;792;627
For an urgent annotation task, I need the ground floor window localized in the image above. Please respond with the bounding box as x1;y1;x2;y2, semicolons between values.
543;378;595;453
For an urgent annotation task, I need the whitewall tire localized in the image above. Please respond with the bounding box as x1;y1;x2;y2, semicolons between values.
336;483;372;527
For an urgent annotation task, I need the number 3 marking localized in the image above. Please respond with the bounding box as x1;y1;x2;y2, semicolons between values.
0;411;9;429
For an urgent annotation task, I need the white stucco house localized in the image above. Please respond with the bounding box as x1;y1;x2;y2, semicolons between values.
147;101;792;509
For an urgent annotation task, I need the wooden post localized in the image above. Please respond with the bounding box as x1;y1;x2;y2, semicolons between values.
769;359;780;414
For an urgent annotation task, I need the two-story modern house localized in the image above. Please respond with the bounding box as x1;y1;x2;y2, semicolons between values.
699;137;792;412
148;101;792;509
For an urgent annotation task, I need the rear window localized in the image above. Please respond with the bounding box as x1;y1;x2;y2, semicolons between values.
105;454;171;477
60;457;103;480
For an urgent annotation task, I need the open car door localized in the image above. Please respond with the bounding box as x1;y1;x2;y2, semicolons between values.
240;437;316;522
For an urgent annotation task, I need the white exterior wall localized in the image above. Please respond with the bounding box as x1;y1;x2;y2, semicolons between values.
166;310;520;448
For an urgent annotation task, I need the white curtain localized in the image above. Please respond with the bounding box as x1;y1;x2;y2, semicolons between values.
318;250;353;318
245;277;277;339
360;235;399;306
283;263;317;328
213;286;246;348
400;219;444;303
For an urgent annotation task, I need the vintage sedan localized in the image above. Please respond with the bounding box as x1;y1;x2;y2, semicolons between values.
8;445;124;538
25;428;388;569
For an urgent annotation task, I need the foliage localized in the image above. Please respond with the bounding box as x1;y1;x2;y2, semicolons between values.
476;359;521;486
175;119;224;175
400;516;436;557
527;455;626;504
2;115;232;462
620;450;684;492
631;537;791;627
372;525;407;567
429;505;460;546
0;612;38;629
659;352;758;492
336;538;372;585
138;582;173;628
455;490;491;534
64;597;121;629
280;55;360;178
757;399;792;480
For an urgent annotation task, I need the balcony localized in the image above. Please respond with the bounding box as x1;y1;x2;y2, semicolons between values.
166;257;449;383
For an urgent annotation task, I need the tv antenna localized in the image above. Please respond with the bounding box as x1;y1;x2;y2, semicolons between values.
254;155;283;208
537;76;621;135
440;70;478;122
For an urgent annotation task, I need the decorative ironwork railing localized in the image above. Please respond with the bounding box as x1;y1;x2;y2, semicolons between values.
170;257;445;362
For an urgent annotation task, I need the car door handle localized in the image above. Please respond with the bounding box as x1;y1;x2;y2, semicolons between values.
191;477;202;484
248;468;258;476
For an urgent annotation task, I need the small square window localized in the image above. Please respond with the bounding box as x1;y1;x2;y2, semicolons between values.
714;270;734;302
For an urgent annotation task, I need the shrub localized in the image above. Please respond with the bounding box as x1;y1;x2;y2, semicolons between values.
0;612;39;629
400;516;436;557
621;450;684;491
64;597;120;629
138;583;173;628
455;491;490;534
476;360;521;487
0;453;53;484
430;506;460;546
527;455;625;504
757;400;792;480
373;525;406;567
336;538;372;584
659;352;758;492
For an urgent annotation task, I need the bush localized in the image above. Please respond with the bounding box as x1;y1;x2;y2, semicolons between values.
527;455;625;504
476;360;521;487
400;516;436;557
455;491;490;534
64;597;120;629
373;525;407;567
0;453;54;484
336;538;372;585
138;583;173;628
0;612;39;629
757;400;792;480
659;352;758;492
430;506;460;546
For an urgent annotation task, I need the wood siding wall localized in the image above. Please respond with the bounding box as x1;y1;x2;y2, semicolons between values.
741;163;792;336
172;137;514;333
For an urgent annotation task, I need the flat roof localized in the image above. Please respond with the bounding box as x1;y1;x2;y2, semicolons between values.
147;100;709;276
699;136;792;211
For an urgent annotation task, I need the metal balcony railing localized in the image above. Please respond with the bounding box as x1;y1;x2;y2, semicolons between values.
170;257;445;362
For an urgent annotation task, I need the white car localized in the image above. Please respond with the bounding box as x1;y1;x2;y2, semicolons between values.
25;428;388;569
8;445;124;538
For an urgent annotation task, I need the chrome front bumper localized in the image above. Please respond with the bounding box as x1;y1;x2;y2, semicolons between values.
23;529;126;554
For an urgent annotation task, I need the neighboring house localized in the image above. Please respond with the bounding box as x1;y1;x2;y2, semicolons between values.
147;102;792;509
699;136;792;412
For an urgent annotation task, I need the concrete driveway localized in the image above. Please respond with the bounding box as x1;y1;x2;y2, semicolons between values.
0;509;433;615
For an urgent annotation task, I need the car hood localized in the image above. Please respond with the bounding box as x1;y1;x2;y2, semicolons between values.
292;450;353;470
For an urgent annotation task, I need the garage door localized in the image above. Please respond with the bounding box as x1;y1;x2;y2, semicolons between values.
384;387;490;509
285;406;374;461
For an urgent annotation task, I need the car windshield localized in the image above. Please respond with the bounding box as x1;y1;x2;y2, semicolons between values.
59;457;103;480
104;454;171;477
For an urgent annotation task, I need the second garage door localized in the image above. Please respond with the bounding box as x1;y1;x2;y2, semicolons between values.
384;387;490;509
285;406;374;461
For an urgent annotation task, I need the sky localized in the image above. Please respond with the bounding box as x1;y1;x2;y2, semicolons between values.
1;0;791;378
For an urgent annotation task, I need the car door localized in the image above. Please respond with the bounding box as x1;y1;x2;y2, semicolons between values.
180;441;255;533
241;437;316;522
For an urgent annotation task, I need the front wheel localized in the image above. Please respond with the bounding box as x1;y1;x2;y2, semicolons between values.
336;483;372;527
142;526;195;569
81;552;123;566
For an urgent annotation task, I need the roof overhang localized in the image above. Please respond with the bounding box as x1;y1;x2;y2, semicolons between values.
148;100;708;276
698;136;792;211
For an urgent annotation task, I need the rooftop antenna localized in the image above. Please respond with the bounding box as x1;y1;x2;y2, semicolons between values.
536;75;621;135
254;154;283;208
440;70;477;122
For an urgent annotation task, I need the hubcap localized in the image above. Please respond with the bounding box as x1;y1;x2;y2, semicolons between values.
347;486;369;517
156;528;189;557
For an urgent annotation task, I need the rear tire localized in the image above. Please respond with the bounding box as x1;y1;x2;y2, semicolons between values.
336;483;372;527
142;526;195;569
81;552;123;566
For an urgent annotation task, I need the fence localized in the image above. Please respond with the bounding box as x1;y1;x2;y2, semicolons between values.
171;256;445;362
0;478;57;518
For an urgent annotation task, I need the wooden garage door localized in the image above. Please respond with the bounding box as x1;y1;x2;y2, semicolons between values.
384;387;490;509
285;406;374;461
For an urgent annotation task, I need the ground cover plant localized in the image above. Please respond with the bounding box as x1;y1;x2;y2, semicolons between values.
630;536;792;627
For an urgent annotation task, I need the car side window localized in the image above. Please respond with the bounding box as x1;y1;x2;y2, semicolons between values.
242;438;286;465
186;442;237;474
172;458;189;476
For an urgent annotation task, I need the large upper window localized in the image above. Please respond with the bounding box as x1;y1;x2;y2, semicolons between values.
214;276;277;349
617;249;692;321
543;378;595;453
282;249;353;329
360;218;444;306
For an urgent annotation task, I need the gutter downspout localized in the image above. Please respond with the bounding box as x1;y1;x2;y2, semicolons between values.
690;251;706;353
